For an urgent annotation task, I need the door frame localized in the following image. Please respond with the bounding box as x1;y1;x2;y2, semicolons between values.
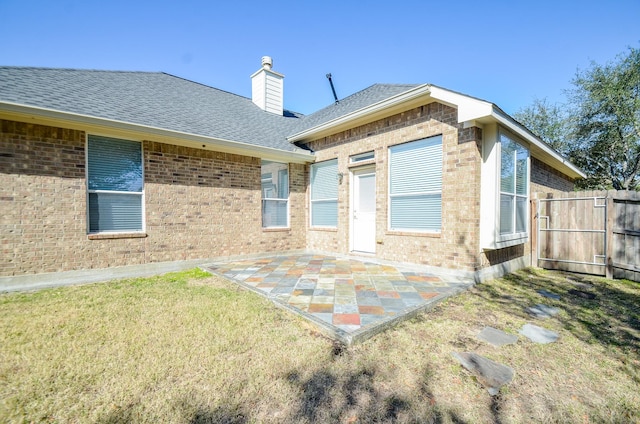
349;165;376;254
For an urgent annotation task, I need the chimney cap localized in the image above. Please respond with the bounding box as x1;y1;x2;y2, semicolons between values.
261;56;273;70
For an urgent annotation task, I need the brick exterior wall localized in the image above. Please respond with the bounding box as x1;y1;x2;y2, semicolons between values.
306;102;484;271
0;119;306;276
530;157;575;194
0;112;578;278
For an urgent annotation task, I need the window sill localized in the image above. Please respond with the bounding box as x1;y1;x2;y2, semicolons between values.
310;227;338;232
482;233;529;250
262;227;291;232
386;230;441;238
88;232;147;240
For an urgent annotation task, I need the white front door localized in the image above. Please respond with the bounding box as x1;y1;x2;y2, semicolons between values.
351;169;376;253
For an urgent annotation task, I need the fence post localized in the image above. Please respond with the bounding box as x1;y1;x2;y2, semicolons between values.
531;194;539;269
605;192;614;279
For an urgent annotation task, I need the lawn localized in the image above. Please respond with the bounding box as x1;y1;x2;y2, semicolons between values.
1;267;639;423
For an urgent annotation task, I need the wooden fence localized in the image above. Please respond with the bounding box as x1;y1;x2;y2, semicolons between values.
532;190;640;282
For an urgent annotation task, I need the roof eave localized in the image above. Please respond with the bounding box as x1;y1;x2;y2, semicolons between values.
287;84;432;143
489;107;586;179
426;86;586;180
0;101;314;164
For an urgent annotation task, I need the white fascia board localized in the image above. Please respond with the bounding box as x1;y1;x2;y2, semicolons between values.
427;85;494;123
428;86;585;179
0;101;314;164
287;84;432;143
490;108;585;179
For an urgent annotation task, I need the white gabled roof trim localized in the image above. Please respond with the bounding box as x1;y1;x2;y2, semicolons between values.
0;101;314;164
287;84;432;143
287;83;584;179
426;85;585;179
489;108;585;179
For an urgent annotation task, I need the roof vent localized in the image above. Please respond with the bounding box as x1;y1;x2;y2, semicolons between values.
261;56;273;70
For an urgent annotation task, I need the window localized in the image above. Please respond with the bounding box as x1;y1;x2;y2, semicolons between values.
87;135;143;233
310;159;338;227
388;135;442;232
499;133;529;235
350;151;374;163
261;161;289;228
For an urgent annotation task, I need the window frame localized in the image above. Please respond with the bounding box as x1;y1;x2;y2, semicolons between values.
86;134;145;235
387;135;443;233
261;160;289;228
310;159;339;229
350;151;375;164
497;131;530;242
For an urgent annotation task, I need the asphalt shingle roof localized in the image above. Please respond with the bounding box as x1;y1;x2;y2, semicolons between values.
0;67;306;152
293;83;421;134
0;67;422;151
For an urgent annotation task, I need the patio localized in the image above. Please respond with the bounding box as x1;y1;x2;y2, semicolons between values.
204;254;474;344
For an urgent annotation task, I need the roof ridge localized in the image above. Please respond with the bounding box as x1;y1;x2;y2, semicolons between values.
159;72;306;118
159;71;255;102
0;66;163;74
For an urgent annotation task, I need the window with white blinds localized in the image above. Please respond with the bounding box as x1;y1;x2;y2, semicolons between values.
388;135;442;232
499;133;529;235
261;161;289;228
87;135;143;233
310;159;338;227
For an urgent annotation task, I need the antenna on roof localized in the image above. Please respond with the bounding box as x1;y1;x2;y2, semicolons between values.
326;73;339;104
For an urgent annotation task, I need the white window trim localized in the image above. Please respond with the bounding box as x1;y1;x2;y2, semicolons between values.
310;159;339;229
350;151;375;163
261;162;290;229
86;134;145;235
496;130;529;246
387;136;443;234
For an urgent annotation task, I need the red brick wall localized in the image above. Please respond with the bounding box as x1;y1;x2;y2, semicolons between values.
0;119;306;276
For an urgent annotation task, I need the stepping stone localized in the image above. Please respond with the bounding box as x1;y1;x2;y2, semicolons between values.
477;326;518;347
568;289;597;300
519;323;559;344
452;352;514;396
537;289;561;300
566;278;593;290
528;304;560;319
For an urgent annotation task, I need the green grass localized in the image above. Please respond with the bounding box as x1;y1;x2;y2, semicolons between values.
1;268;639;423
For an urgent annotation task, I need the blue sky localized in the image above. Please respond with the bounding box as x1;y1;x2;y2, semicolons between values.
1;0;638;115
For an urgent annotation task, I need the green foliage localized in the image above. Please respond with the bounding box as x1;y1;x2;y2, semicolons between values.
516;46;640;190
570;47;640;190
514;98;572;156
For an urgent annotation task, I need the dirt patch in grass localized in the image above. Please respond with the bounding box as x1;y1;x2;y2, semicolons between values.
1;268;639;423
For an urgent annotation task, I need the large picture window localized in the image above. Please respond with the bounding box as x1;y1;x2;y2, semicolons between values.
389;135;442;232
310;159;338;227
87;135;143;233
499;133;529;235
261;161;289;228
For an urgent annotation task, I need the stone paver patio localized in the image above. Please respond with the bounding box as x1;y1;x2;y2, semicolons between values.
205;254;474;344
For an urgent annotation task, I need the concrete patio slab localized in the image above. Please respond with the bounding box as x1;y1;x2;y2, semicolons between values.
204;253;474;345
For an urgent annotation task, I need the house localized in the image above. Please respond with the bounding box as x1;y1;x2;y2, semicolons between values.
0;57;584;287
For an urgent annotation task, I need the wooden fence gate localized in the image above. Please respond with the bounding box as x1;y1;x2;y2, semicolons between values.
532;190;640;282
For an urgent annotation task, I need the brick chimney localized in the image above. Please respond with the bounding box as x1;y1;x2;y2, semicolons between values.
251;56;284;115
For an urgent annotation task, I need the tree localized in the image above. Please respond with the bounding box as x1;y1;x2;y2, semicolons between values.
514;98;571;157
570;47;640;190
